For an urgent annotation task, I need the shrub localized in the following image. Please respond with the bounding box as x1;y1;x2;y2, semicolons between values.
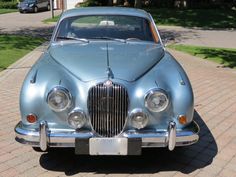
0;0;14;2
0;1;18;9
79;0;100;7
79;0;236;9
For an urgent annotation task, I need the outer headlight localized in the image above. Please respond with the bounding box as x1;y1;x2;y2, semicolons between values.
145;89;169;112
29;4;34;7
47;86;72;112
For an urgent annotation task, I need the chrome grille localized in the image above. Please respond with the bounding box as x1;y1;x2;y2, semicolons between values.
88;82;129;137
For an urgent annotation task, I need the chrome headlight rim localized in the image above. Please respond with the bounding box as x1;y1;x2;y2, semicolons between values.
47;86;72;112
144;89;169;112
68;109;86;129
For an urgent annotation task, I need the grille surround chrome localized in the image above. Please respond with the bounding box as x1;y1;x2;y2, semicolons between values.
88;82;129;137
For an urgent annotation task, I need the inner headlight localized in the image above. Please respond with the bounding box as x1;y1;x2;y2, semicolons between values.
68;110;86;129
145;89;169;112
47;86;72;112
130;109;148;129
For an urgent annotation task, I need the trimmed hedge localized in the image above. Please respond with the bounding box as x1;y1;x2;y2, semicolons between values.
79;0;100;7
79;0;236;9
0;1;18;9
0;0;15;2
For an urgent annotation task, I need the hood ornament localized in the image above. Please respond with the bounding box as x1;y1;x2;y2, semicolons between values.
106;43;114;80
104;80;113;87
106;67;114;79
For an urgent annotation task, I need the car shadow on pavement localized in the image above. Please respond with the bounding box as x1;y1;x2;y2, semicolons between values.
0;27;198;45
159;29;199;44
0;26;54;40
39;110;217;175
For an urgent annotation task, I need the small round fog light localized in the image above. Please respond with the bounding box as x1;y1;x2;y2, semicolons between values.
130;109;148;129
68;110;86;129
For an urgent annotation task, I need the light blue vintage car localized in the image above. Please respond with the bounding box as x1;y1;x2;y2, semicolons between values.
15;7;199;155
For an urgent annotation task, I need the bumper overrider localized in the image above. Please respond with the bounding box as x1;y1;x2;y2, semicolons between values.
15;121;199;155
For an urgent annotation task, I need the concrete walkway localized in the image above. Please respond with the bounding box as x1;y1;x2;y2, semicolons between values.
0;10;61;31
0;10;61;38
1;11;236;48
0;46;235;177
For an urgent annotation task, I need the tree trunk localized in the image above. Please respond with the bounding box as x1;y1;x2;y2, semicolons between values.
116;0;123;6
134;0;142;8
108;0;113;6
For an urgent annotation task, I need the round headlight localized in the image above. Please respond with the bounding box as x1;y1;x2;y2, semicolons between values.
130;109;148;129
47;86;72;112
145;89;169;112
68;110;86;129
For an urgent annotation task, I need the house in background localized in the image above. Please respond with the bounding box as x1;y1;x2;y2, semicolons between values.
56;0;85;10
65;0;85;9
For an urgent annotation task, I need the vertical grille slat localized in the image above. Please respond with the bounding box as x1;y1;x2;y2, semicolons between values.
88;82;128;137
97;86;100;135
115;85;118;135
119;86;122;133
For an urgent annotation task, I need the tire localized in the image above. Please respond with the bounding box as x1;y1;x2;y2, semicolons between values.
34;6;38;13
32;147;47;152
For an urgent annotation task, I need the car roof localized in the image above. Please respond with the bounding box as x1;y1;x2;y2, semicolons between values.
60;7;151;21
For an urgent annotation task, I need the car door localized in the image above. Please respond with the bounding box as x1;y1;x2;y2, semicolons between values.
42;0;49;9
37;0;43;9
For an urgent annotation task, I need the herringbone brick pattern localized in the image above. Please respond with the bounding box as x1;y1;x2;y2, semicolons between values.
0;48;235;177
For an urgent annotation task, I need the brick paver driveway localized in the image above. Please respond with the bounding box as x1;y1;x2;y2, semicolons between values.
0;45;235;177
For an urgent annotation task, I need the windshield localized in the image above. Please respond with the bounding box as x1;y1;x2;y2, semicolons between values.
55;15;158;43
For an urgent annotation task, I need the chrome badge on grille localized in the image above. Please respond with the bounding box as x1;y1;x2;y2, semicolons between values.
104;80;113;87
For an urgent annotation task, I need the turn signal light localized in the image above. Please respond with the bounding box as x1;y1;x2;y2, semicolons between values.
26;114;37;123
178;115;187;125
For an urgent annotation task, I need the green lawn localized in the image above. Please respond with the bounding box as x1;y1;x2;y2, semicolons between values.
0;35;46;71
44;8;236;29
147;8;236;29
43;15;60;23
168;44;236;68
0;9;17;14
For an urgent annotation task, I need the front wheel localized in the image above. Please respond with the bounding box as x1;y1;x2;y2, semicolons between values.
34;6;38;13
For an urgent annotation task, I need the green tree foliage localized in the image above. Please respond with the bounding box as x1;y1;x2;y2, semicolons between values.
80;0;236;8
0;0;18;9
134;0;142;7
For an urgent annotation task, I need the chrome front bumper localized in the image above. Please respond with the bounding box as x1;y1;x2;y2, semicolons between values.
15;121;199;153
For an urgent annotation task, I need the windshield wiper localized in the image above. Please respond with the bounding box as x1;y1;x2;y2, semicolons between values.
57;36;89;43
89;37;126;43
125;38;141;42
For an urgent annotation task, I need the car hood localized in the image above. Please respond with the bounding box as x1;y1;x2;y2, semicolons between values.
49;41;164;82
